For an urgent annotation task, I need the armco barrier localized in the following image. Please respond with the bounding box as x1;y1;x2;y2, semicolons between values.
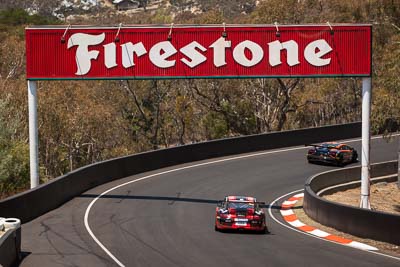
304;160;400;245
0;122;361;223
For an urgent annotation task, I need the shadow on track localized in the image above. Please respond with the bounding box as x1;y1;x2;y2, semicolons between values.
215;229;271;235
79;194;220;205
79;194;283;210
79;194;281;210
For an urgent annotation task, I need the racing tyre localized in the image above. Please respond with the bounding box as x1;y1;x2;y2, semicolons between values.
336;154;344;167
214;225;219;232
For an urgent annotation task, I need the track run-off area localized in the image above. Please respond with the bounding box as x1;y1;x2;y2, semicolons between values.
20;135;400;267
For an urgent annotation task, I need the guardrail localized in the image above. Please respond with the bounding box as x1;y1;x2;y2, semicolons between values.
0;122;361;224
304;160;400;245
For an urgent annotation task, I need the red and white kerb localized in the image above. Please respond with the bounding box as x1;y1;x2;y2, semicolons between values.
280;193;378;251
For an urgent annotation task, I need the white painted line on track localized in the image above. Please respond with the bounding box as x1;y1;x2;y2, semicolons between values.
268;189;400;262
349;241;379;251
85;134;398;266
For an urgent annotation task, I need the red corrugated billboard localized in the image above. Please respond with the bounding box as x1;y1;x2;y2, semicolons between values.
25;24;371;80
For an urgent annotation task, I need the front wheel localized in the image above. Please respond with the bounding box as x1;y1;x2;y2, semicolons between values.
336;154;344;167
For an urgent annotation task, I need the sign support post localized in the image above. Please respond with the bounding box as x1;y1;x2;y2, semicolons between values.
28;80;39;189
360;77;371;209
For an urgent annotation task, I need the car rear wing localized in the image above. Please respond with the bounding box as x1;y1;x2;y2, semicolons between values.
305;144;324;148
305;144;338;150
217;201;266;207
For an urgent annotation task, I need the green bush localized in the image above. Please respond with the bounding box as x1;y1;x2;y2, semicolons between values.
0;141;30;198
0;99;30;198
0;8;59;26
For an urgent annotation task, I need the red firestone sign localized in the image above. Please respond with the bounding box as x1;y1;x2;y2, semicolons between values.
25;24;371;80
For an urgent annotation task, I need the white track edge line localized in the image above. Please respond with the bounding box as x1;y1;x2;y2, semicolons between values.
268;189;400;262
85;134;398;266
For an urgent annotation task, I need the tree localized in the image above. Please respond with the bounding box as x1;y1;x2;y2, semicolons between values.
371;30;400;188
139;0;149;11
294;78;361;127
247;78;302;132
188;79;258;136
0;98;29;198
0;1;62;18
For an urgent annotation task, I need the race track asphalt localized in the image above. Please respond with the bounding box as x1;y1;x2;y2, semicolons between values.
19;136;400;267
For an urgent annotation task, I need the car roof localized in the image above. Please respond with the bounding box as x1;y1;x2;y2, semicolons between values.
225;196;256;202
322;142;340;146
323;142;353;148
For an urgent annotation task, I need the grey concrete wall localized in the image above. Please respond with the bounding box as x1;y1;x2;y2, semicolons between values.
304;161;400;245
0;228;21;267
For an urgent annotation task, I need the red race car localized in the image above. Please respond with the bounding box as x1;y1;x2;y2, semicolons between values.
215;196;268;233
306;142;358;166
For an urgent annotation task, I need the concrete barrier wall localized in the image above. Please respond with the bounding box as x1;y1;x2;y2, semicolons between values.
0;122;361;223
304;161;400;245
0;228;21;267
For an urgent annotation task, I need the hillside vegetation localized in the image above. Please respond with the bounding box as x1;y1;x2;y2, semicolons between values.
0;0;399;198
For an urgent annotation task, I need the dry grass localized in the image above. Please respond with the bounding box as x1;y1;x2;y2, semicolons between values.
325;182;400;215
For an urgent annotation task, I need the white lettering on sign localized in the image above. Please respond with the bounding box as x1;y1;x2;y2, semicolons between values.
180;41;207;68
149;41;177;68
233;40;263;67
304;39;333;66
209;37;232;67
67;33;105;75
104;42;117;69
67;33;333;75
121;42;147;68
269;40;300;67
